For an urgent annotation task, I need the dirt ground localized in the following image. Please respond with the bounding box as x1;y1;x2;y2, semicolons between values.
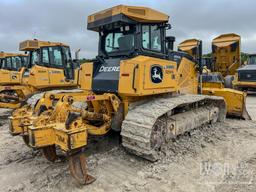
0;94;255;192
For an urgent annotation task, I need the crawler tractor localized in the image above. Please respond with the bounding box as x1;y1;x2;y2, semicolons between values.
178;39;250;119
0;52;28;85
11;5;233;184
0;40;79;108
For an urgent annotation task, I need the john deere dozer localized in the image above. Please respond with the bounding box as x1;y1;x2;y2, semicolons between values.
0;52;28;86
0;39;79;109
9;5;249;185
178;38;250;119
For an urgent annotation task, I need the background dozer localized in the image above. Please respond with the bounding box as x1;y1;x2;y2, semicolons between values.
0;52;28;85
178;38;250;119
11;5;232;185
233;54;256;91
0;39;79;108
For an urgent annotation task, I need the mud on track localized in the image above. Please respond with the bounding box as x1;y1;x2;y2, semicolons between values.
0;96;256;192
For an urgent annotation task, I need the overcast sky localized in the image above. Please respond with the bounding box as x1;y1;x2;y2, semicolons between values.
1;0;256;58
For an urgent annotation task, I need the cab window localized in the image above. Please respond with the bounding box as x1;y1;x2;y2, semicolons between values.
104;29;135;54
22;56;28;67
142;25;162;52
42;48;50;64
31;51;39;66
12;56;22;70
6;57;12;69
49;47;63;67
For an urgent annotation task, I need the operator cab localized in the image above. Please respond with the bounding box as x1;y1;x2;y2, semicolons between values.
87;5;184;93
0;53;27;72
91;15;170;60
20;40;78;84
1;55;27;71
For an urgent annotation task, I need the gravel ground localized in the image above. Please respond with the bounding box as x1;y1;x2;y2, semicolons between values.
0;95;255;192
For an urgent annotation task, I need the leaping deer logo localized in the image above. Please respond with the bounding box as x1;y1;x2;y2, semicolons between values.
152;67;162;81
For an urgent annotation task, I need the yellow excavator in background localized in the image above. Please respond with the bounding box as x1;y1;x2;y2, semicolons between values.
178;38;250;119
0;52;28;85
0;39;79;108
9;5;249;185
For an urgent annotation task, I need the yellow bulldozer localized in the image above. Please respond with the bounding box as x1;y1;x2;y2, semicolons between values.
8;5;250;185
0;52;28;86
0;39;79;108
178;38;250;119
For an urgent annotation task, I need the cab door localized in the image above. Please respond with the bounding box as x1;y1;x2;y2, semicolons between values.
28;50;50;88
48;46;66;87
62;47;75;81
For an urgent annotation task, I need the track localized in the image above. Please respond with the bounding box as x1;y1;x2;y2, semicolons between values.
121;94;226;161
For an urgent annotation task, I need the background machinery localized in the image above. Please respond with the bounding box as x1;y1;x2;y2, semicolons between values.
10;5;244;185
211;33;241;77
233;54;256;91
0;39;79;108
178;38;250;119
0;52;28;86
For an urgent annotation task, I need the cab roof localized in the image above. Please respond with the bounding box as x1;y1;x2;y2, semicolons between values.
19;39;69;51
0;52;27;58
87;5;169;32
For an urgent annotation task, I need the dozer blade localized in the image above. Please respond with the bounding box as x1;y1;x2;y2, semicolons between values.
69;152;96;185
202;87;251;120
42;145;58;162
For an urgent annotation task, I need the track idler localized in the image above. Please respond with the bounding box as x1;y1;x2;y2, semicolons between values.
69;152;96;185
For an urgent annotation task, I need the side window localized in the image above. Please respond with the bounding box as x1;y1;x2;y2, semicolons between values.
6;58;12;68
105;33;123;52
31;51;39;65
142;25;150;49
49;47;63;67
23;57;28;67
150;25;161;51
42;48;50;64
63;47;72;68
12;57;22;70
142;25;162;52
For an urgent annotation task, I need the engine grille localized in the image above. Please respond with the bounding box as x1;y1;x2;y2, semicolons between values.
238;70;256;82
